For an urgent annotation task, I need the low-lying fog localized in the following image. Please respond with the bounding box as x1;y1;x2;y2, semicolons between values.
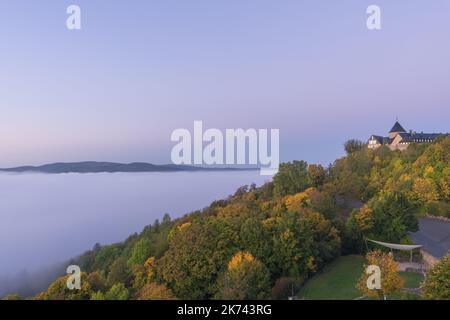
0;171;269;297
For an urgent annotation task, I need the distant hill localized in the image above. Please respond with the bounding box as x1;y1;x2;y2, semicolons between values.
0;161;257;174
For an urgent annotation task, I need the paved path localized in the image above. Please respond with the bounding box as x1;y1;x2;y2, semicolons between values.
397;262;425;272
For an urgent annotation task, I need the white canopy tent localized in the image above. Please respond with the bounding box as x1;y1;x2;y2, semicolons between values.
366;239;423;262
367;239;423;251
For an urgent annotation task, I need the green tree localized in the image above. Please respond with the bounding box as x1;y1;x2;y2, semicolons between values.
369;192;418;242
273;160;310;197
239;218;273;265
128;238;151;266
105;283;129;300
162;213;171;224
344;139;365;154
90;291;105;300
107;257;130;286
92;245;120;272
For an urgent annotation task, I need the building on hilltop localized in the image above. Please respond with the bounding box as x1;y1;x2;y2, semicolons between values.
368;121;448;151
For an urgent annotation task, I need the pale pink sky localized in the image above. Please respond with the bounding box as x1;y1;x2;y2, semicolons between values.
0;0;449;167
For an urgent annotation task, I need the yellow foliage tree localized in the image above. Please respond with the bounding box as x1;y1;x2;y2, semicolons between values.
284;192;310;213
357;250;404;299
219;251;271;299
354;204;374;233
228;252;255;270
144;256;156;281
422;254;450;300
412;178;439;203
436;178;449;201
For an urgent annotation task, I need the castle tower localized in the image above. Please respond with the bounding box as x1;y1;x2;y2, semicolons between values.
388;121;406;139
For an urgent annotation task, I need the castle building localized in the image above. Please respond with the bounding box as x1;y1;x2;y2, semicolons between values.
368;121;447;151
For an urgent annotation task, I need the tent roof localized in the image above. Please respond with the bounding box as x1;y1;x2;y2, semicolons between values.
367;239;423;251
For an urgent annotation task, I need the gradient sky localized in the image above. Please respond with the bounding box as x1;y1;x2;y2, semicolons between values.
0;0;449;167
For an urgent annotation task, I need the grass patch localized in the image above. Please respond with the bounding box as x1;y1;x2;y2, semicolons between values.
297;255;365;300
297;255;425;300
400;272;424;288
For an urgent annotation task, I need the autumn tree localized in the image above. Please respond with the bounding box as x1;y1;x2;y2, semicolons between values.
107;257;130;286
269;209;341;277
132;256;156;290
357;250;404;299
412;178;439;203
422;254;450;300
284;188;336;220
284;192;310;213
354;204;374;233
303;187;337;219
37;273;92;300
86;271;107;293
217;252;271;300
344;204;375;253
138;282;176;300
308;164;326;187
326;148;373;199
156;220;237;299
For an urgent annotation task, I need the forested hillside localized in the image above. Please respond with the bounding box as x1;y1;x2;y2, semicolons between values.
19;136;449;300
